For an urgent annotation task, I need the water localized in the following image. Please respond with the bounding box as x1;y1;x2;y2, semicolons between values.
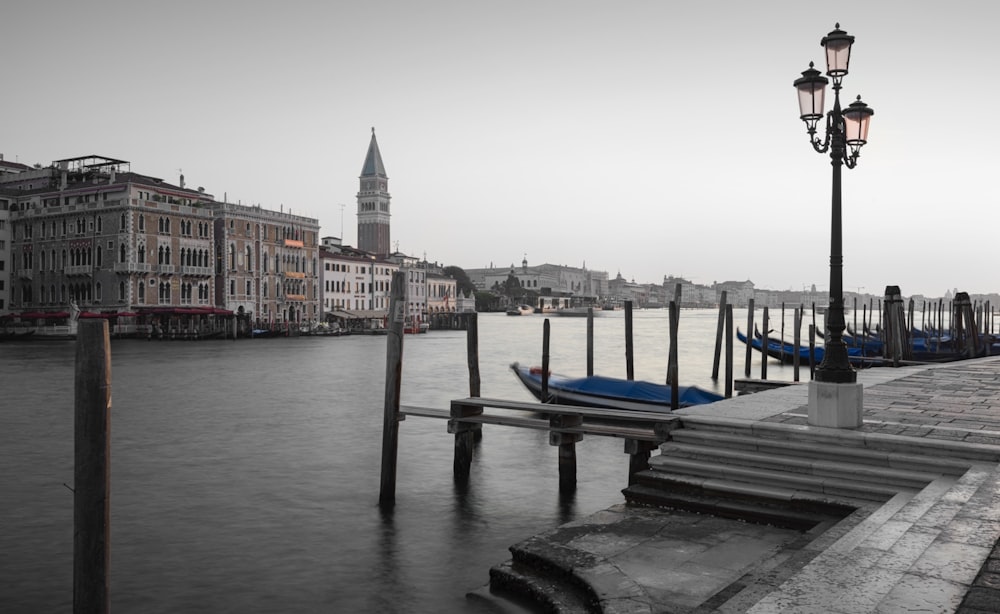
0;309;798;613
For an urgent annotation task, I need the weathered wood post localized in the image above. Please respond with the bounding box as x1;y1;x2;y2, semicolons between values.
779;302;786;364
712;291;728;380
883;286;908;366
586;307;594;377
550;414;582;493
379;272;407;507
745;298;755;378
725;304;734;398
668;301;679;410
793;307;801;382
808;324;817;379
466;312;483;442
625;300;634;380
954;292;979;358
760;306;769;381
541;319;551;402
74;319;111;614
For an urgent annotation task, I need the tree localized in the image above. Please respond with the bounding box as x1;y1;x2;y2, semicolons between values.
443;265;476;297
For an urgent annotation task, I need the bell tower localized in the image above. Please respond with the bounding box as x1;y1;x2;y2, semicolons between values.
357;128;391;256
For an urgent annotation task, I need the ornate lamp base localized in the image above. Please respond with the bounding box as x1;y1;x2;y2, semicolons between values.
808;380;864;428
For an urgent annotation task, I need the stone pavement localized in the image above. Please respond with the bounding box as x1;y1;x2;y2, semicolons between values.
488;356;1000;613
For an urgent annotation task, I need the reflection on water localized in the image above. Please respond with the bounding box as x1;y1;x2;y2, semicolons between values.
1;309;801;613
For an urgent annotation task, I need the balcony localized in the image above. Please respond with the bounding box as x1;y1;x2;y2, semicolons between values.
285;294;306;301
65;265;93;277
283;239;304;248
16;268;33;280
113;262;154;273
157;264;176;274
282;271;306;279
180;265;213;277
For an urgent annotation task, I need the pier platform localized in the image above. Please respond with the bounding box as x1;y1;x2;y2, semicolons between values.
474;356;1000;613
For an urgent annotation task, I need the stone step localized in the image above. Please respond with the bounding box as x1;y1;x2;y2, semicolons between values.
466;583;545;614
678;414;1000;464
622;482;847;530
660;441;941;490
647;454;907;502
670;426;973;476
487;560;595;613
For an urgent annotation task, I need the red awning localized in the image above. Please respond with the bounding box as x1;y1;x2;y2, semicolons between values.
19;311;70;319
78;311;111;319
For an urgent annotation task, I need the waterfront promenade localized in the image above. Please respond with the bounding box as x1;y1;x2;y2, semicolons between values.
478;356;1000;613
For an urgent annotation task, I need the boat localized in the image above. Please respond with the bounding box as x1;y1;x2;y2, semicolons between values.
506;304;534;316
509;362;723;412
736;328;871;365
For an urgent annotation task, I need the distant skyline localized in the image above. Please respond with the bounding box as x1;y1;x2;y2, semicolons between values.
4;1;997;297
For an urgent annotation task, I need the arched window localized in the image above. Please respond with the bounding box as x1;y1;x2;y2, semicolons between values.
138;280;145;303
119;281;126;301
120;244;126;263
139;216;145;231
245;245;253;272
138;244;146;263
229;244;236;270
97;217;102;233
120;213;127;231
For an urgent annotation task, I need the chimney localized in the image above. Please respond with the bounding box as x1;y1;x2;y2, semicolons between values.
179;173;185;189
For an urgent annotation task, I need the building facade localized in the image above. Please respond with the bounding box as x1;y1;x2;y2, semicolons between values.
0;154;319;331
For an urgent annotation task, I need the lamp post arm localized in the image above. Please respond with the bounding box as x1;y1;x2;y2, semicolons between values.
810;114;832;154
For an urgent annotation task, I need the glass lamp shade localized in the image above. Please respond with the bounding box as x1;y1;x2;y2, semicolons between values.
794;63;829;129
821;24;855;81
843;96;874;153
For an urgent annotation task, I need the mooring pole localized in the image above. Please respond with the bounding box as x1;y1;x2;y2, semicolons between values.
586;307;594;377
760;306;769;381
625;300;634;380
379;272;407;508
712;291;728;380
465;312;483;442
725;304;734;398
745;298;755;378
668;301;679;410
541;319;551;402
74;319;111;614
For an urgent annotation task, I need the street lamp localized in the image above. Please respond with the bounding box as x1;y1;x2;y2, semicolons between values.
794;23;874;386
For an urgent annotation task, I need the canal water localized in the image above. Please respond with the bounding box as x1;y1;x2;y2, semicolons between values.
0;308;804;613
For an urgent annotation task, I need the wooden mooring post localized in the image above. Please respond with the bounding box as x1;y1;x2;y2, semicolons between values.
465;312;483;442
725;304;734;398
744;298;754;378
625;300;634;380
667;301;680;409
711;291;728;380
586;307;594;377
379;272;408;507
74;319;111;614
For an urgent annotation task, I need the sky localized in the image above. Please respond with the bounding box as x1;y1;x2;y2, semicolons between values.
3;1;997;298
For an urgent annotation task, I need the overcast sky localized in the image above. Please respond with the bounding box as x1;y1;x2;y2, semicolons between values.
4;1;996;297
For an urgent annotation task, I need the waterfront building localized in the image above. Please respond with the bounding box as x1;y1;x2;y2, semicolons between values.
714;280;755;307
465;259;609;303
319;237;398;328
426;271;457;316
609;272;648;307
207;201;320;328
0;154;319;332
357;128;391;257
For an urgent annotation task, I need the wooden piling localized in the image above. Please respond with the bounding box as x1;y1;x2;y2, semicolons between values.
712;291;728;380
379;272;407;507
793;307;801;382
668;301;679;410
74;319;111;614
625;300;634;380
809;324;816;379
550;415;582;493
760;306;769;381
744;298;754;378
586;307;594;377
725;304;734;398
466;313;483;442
779;302;786;364
541;319;551;402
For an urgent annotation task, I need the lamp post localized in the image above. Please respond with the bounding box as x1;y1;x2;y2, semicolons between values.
794;24;874;426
